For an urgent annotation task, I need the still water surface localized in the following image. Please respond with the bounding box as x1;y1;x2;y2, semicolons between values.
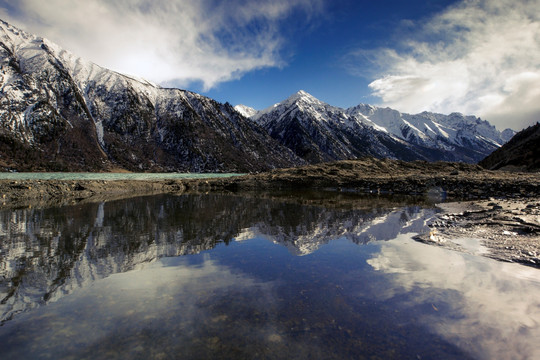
0;192;539;359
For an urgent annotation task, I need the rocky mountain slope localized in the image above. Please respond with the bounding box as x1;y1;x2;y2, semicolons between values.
239;91;514;164
0;20;303;172
248;91;425;163
479;122;540;171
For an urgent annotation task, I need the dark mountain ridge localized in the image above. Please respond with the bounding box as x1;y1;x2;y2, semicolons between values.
479;122;540;171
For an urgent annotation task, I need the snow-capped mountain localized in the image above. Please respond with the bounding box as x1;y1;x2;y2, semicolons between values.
251;90;431;163
0;19;302;172
245;90;515;163
346;104;515;161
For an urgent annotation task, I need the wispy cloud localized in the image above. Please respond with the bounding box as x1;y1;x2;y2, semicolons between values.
0;0;323;90
346;0;540;130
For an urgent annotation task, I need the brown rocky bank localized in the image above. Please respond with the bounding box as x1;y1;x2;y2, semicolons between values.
213;158;539;199
1;158;539;206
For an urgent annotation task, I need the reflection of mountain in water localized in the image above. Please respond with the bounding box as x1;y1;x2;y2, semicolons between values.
0;193;434;324
243;204;433;256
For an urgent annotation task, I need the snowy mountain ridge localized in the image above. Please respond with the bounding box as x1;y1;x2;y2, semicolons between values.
234;104;257;118
241;90;515;163
346;104;514;150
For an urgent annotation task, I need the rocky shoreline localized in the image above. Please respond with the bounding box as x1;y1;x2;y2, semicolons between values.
213;158;540;199
1;158;539;267
415;197;540;267
2;159;539;204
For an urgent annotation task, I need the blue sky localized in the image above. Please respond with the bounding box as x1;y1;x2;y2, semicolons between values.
204;0;458;109
1;0;539;130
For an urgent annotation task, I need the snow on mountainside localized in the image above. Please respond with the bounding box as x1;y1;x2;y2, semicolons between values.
244;90;514;163
346;105;514;155
0;19;302;172
250;90;426;163
234;104;257;118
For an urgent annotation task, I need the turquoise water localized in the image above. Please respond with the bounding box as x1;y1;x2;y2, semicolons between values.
1;192;539;359
0;172;245;180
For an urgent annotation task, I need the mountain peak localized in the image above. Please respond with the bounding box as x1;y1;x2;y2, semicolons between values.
0;18;38;48
295;89;311;97
286;90;319;104
251;90;324;123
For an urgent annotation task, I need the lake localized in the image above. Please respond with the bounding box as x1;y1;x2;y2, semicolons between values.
1;192;539;359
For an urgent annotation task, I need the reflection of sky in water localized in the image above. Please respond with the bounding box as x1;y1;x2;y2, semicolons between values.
0;249;281;359
368;234;540;360
0;194;539;359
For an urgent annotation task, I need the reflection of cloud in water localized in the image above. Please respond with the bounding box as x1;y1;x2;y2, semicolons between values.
368;234;540;360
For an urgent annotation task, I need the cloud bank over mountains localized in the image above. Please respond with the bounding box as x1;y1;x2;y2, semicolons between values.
357;0;540;130
0;0;322;90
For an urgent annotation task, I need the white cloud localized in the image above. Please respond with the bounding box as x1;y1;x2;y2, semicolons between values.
0;0;322;90
352;0;540;130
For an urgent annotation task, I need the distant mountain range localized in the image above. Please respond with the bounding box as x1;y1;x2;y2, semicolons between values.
237;90;514;164
0;19;515;172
